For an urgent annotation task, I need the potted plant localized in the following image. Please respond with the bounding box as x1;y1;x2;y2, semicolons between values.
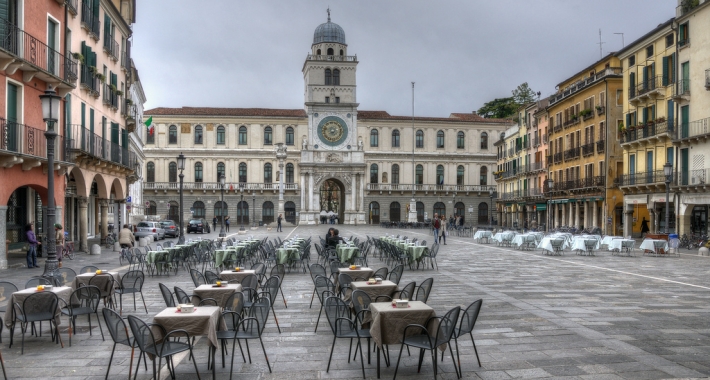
88;65;98;75
125;98;133;105
72;52;84;63
115;90;123;96
96;73;106;83
656;116;666;123
109;84;117;92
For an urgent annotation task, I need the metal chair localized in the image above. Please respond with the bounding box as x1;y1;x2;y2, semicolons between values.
79;265;100;274
159;282;176;307
324;296;367;379
216;311;246;380
393;281;416;300
313;275;336;333
223;292;244;313
60;285;104;346
550;238;565;256
270;264;287;308
373;267;388;281
102;308;145;380
89;273;116;309
204;270;221;284
258;276;282;333
337;273;353;299
388;264;404;286
414;278;434;304
9;291;63;354
190;269;207;287
621;240;635;256
0;282;18;344
55;268;77;287
451;299;483;371
24;277;52;289
309;263;327;309
174;286;197;304
233;297;272;373
115;270;147;314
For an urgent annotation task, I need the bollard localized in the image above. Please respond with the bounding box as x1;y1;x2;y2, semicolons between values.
139;238;147;247
699;247;709;256
113;242;121;252
90;244;102;255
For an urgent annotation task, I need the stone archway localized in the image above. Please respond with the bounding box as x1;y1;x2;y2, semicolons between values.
319;178;345;224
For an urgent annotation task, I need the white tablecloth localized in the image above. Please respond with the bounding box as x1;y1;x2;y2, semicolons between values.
607;238;632;252
639;239;669;252
473;231;492;240
571;237;601;252
511;234;537;248
537;237;570;253
492;232;514;243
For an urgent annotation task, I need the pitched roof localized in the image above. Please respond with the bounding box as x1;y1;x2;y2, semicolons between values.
360;110;511;124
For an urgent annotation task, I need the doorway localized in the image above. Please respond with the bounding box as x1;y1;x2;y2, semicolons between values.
319;179;345;224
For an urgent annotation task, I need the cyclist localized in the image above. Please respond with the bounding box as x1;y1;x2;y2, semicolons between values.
118;224;135;249
54;223;64;268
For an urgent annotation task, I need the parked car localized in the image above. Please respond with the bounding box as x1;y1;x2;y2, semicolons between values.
134;221;165;241
187;218;211;234
160;220;179;238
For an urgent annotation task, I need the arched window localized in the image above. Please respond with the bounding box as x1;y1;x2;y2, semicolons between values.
416;201;425;222
169;125;177;144
325;68;332;85
285;127;294;145
370;129;379;147
327;47;334;55
415;164;423;185
455;202;465;224
239;162;247;183
457;131;465;149
286;163;294;183
316;49;321;55
264;163;273;183
216;125;225;144
369;201;380;224
436;165;445;185
239;126;247;145
457;165;464;186
392;164;400;184
194;125;203;144
147;162;155;182
339;49;343;56
217;162;225;180
416;130;424;148
391;129;400;147
194;162;203;182
436;130;445;148
147;201;157;216
237;201;249;224
192;201;205;218
433;202;446;217
390;202;401;222
264;126;273;145
481;132;489;150
285;201;296;223
370;164;379;184
480;166;488;186
333;69;340;85
169;162;177;183
478;202;489;224
262;201;274;224
214;201;228;223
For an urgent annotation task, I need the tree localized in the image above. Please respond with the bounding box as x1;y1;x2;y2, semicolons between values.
477;97;518;119
512;82;537;106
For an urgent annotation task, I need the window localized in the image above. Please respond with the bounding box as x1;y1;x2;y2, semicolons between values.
169;162;177;182
679;22;689;46
239;126;247;145
436;165;445;185
480;166;488;185
370;129;379;147
478;202;489;224
239;162;247;183
325;68;332;85
666;33;674;47
214;201;228;222
455;202;465;223
415;165;423;185
169;125;177;144
457;165;464;186
629;55;636;67
390;202;401;222
147;129;154;144
217;162;225;180
194;162;203;182
392;164;399;184
457;131;465;149
216;125;225;144
192;201;205;218
391;130;400;147
370;164;378;184
480;132;488;149
262;201;274;224
264;126;272;145
663;53;676;86
147;162;155;182
433;202;446;217
436;130;444;148
264;163;272;183
147;201;157;216
416;130;424;148
327;47;334;56
285;201;296;223
646;45;653;59
286;127;294;145
369;202;380;224
194;125;203;144
333;69;340;85
237;201;249;224
325;97;330;103
335;97;340;103
286;163;294;183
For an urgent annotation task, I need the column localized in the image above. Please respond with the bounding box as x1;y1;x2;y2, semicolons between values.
99;199;109;243
300;173;306;211
592;201;598;229
561;203;566;227
648;209;656;234
0;206;7;269
351;177;357;212
308;172;314;212
78;197;89;252
575;201;580;228
582;201;588;228
624;210;633;238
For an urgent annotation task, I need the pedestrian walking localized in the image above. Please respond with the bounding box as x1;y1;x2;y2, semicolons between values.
440;215;447;245
55;223;64;267
26;223;40;268
432;213;440;244
213;216;217;232
225;216;230;232
277;214;283;232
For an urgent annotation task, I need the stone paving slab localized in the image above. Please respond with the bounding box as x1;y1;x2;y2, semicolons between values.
1;225;710;379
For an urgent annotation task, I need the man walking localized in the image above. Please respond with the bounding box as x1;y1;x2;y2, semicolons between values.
26;223;40;268
277;214;283;232
213;216;217;232
432;213;440;244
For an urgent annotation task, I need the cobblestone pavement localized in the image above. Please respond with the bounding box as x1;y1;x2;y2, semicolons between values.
1;225;710;379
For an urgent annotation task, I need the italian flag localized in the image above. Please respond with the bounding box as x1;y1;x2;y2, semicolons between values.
145;116;154;135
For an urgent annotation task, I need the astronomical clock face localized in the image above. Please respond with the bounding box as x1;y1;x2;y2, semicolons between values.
317;116;348;147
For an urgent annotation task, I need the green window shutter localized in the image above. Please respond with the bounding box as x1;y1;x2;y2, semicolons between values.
626;114;630;129
651;105;655;121
630;72;635;86
671;53;676;83
89;108;94;135
92;0;99;17
81;102;85;128
122;129;128;148
104;14;110;40
642;108;647;125
64;94;71;140
111;122;119;144
111;72;117;86
642;66;648;88
662;56;669;86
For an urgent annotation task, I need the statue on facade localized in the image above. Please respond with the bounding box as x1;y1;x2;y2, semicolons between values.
357;139;363;151
302;137;308;150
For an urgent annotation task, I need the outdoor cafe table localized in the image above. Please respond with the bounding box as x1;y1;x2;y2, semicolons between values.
214;247;246;267
601;235;622;248
336;244;360;264
609;238;635;254
473;230;492;243
349;280;398;303
639;238;669;253
74;271;122;295
219;269;256;283
537;236;570;254
3;286;72;328
145;250;173;273
492;232;514;244
407;245;428;262
337;267;375;283
571;236;601;253
191;284;242;308
511;234;537;249
277;247;300;265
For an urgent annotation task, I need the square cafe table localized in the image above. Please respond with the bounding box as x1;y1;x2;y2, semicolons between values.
338;267;375;282
336;245;360;264
74;271;122;295
219;269;256;283
192;284;242;307
276;248;300;265
349;280;398;303
4;286;73;328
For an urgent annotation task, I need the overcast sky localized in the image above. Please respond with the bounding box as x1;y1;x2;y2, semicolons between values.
133;0;674;117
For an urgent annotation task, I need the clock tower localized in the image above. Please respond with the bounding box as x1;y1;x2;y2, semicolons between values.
299;10;366;225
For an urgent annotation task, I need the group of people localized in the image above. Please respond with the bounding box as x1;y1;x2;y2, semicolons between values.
432;213;448;245
448;215;464;229
325;227;345;248
25;222;67;269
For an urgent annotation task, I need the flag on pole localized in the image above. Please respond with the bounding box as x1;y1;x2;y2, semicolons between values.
145;116;154;135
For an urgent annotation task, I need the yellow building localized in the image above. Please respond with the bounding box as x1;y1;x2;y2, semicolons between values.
617;19;677;237
546;53;624;233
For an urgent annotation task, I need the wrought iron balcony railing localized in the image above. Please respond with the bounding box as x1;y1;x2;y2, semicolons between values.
81;0;101;39
629;75;665;101
617;170;675;187
581;142;595;156
66;124;136;170
80;65;101;97
102;83;119;109
548;67;622;105
673;79;690;99
621;121;672;144
121;50;132;72
366;183;496;193
596;140;605;153
1;118;69;162
103;36;119;61
553;152;563;164
145;182;300;191
678;169;708;186
677;116;710;141
564;147;580;161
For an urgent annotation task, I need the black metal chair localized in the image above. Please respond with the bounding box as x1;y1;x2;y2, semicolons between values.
0;346;7;380
79;265;99;274
388;264;404;286
372;267;388;281
309;264;327;309
350;290;374;365
393;306;461;379
233;297;272;373
0;281;18;344
204;270;221;284
115;270;147;314
314;275;336;333
251;262;267;285
198;298;219;306
55;268;77;287
223;292;244;314
415;278;434;304
190;268;207;287
10;291;63;354
89;273;116;309
174;286;197;304
127;315;201;380
258;276;282;333
394;281;417;301
60;285;104;346
24;277;52;289
324;296;367;379
159;282;176;307
337;273;353;299
270;264;287;308
217;311;246;380
451;299;483;371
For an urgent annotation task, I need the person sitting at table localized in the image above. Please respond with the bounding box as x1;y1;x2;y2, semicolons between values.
327;229;344;248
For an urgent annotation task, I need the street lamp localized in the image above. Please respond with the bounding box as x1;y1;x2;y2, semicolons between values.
177;153;186;244
239;186;245;232
489;188;494;227
546;178;554;233
39;85;61;278
664;162;673;234
252;194;256;228
219;174;226;237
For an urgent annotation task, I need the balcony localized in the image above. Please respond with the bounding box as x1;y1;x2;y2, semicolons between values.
366;183;496;193
564;147;580;161
543;133;548;144
0;118;71;167
80;65;100;98
672;79;690;101
552;123;562;134
306;54;357;62
676;116;710;142
121;50;132;72
508;148;514;156
102;84;119;109
570;176;605;190
66;0;78;15
145;182;300;192
629;76;665;105
80;1;101;40
548;67;622;106
678;168;709;187
547;155;552;165
103;37;119;61
621;121;672;147
581;142;595;157
0;17;78;89
596;140;605;153
533;137;539;147
596;105;605;116
617;170;675;187
67;124;136;170
563;117;580;129
553;152;563;164
123;100;136;127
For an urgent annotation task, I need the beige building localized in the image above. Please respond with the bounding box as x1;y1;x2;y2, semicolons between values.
143;15;510;226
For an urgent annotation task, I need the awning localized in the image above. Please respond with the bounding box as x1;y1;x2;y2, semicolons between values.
586;197;605;202
536;203;547;211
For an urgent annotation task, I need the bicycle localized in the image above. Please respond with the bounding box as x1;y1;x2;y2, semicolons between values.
105;232;117;248
61;241;75;260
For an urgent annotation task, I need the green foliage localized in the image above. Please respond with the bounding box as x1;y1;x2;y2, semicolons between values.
477;97;518;119
512;82;536;105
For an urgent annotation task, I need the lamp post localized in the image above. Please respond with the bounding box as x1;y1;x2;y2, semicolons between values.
239;186;245;232
39;85;61;278
489;188;494;227
219;174;226;237
664;162;673;234
177;153;186;244
546;178;554;233
252;194;256;228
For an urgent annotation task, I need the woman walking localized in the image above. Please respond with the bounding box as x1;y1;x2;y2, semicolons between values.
225;216;230;232
55;223;65;267
277;214;283;232
439;215;447;245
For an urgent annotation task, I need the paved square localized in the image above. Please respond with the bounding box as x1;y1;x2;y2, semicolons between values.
1;224;710;379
